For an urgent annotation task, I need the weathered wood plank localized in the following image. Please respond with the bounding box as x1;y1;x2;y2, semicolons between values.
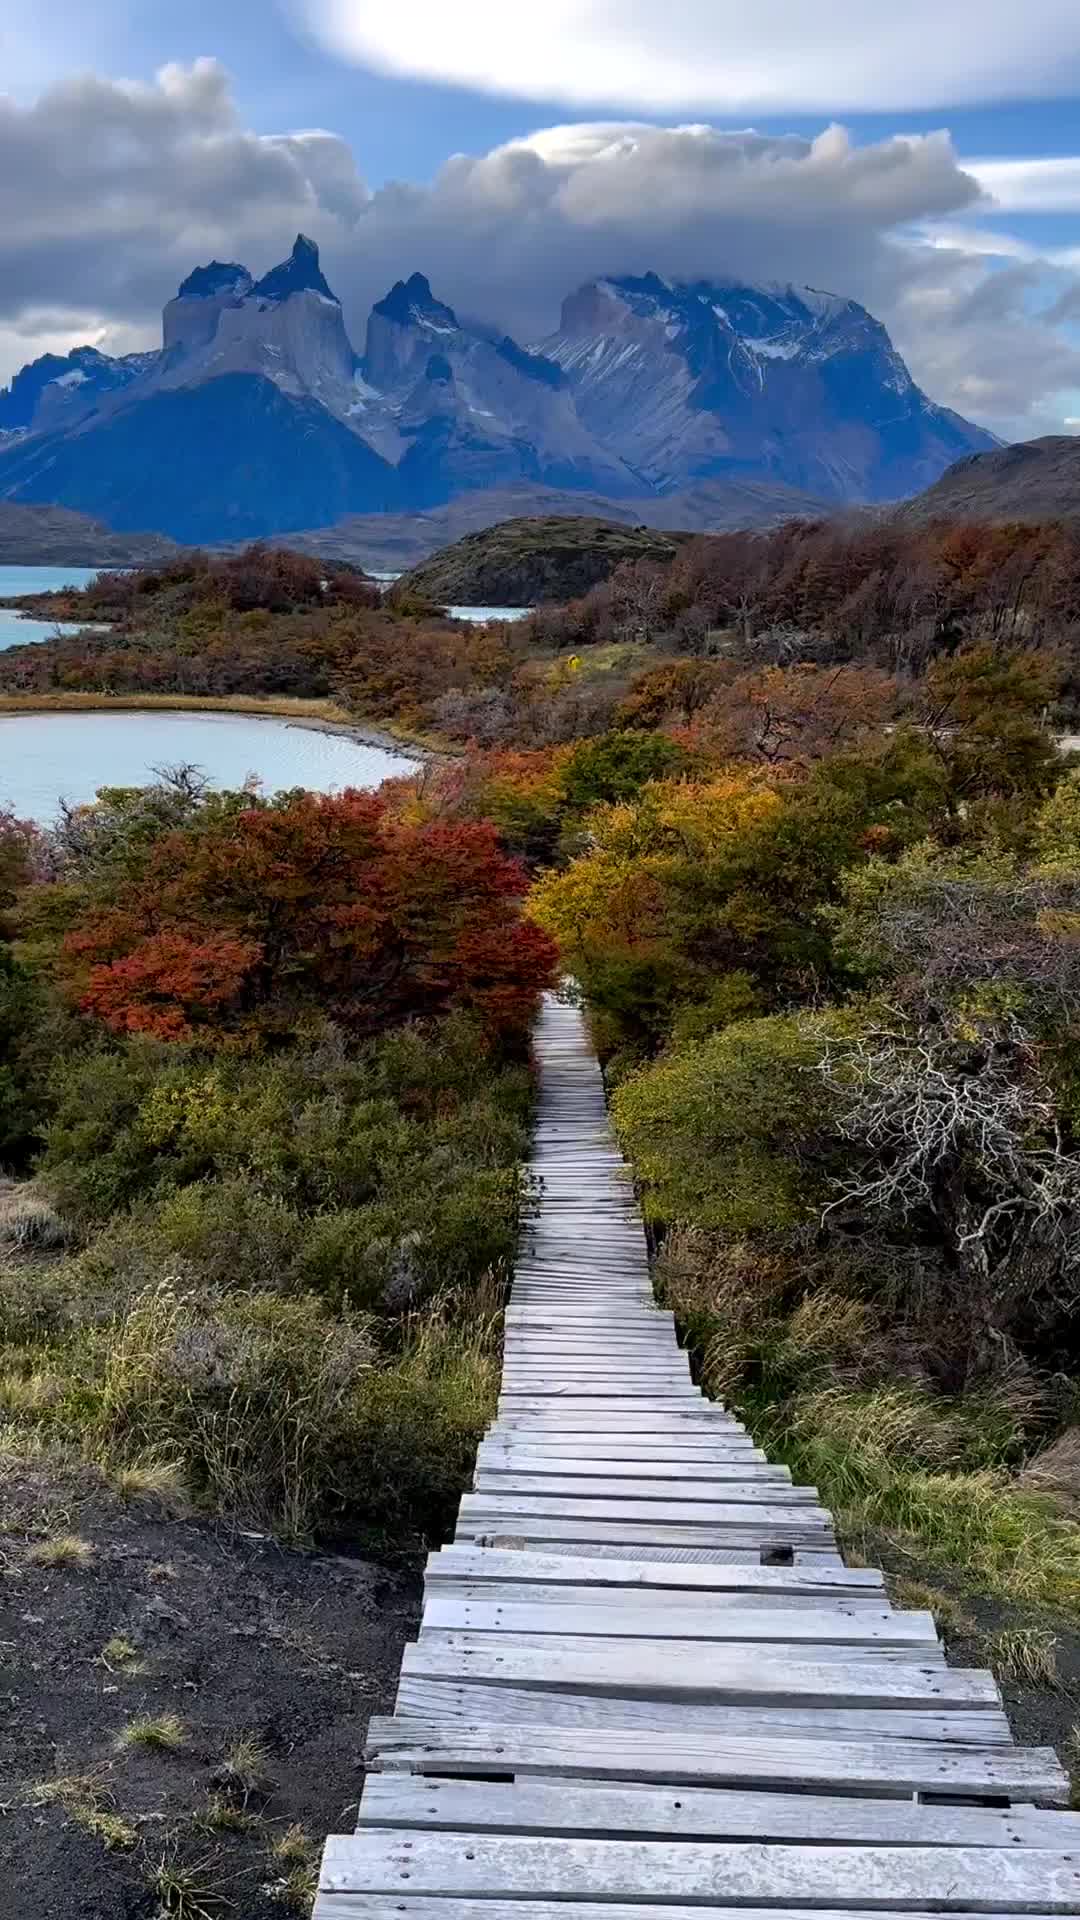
365;1717;1064;1798
316;1899;1075;1920
418;1596;938;1647
320;1830;1080;1910
357;1775;1080;1849
392;1676;1013;1743
402;1635;992;1708
423;1548;885;1593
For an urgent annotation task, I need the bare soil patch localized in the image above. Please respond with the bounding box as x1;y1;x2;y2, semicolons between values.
0;1461;419;1918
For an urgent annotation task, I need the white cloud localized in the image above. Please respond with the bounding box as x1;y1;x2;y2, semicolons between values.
2;62;1080;443
290;0;1080;112
969;157;1080;212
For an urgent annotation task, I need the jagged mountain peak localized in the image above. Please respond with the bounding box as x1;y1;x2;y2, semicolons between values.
251;234;338;304
176;260;253;302
373;273;458;332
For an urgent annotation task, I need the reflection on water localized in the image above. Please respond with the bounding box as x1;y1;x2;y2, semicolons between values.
0;710;413;824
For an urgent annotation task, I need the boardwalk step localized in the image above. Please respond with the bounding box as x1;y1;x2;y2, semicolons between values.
314;992;1071;1920
320;1831;1080;1911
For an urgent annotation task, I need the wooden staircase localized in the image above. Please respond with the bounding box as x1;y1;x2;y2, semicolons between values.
315;993;1079;1918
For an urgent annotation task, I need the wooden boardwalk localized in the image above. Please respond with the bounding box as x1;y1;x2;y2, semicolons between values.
316;994;1080;1918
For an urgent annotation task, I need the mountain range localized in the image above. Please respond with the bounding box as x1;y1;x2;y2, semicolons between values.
0;234;997;545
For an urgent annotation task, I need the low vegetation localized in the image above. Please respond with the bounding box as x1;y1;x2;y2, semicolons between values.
0;767;552;1543
10;519;1080;1911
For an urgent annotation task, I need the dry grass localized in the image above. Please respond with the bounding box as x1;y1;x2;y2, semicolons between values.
27;1532;94;1569
109;1457;190;1511
216;1734;275;1799
101;1635;141;1671
985;1626;1062;1690
71;1802;139;1851
28;1769;138;1852
145;1845;228;1919
0;1185;71;1251
195;1796;261;1836
0;689;427;753
886;1575;976;1642
116;1712;187;1754
0;1369;64;1416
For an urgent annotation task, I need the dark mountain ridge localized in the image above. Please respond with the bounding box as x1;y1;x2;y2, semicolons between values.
0;236;997;545
902;435;1080;523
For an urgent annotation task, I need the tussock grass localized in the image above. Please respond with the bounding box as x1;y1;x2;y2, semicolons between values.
28;1770;138;1852
117;1712;186;1754
271;1825;314;1866
264;1861;318;1911
27;1532;93;1569
216;1734;274;1799
109;1456;190;1511
101;1635;139;1667
195;1796;261;1835
986;1627;1062;1690
0;1368;64;1416
146;1846;228;1919
0;1185;72;1251
768;1385;1080;1611
71;1803;139;1851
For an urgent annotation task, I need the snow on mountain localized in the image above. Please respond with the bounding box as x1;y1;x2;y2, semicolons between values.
0;245;996;542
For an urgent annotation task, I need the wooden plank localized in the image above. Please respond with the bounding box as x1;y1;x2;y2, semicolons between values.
316;1899;1076;1920
458;1493;833;1530
357;1775;1080;1849
423;1549;885;1593
402;1634;994;1708
470;1477;816;1505
418;1596;938;1647
320;1830;1080;1910
365;1717;1064;1799
392;1676;1013;1743
455;1518;835;1550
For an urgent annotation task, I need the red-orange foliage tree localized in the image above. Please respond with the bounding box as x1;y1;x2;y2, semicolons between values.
62;790;557;1045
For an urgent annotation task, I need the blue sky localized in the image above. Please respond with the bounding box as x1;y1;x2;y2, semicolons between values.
3;0;1080;435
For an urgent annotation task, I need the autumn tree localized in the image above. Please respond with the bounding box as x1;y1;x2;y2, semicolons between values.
60;789;557;1046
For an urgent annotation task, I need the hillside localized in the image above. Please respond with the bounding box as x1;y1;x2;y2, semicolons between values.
279;478;828;574
904;435;1080;523
393;516;692;606
0;502;179;565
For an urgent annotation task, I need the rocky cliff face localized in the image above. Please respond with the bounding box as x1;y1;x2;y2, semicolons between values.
0;240;998;542
544;275;996;502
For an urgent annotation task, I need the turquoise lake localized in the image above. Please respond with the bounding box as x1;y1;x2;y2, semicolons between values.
0;562;111;649
0;710;413;825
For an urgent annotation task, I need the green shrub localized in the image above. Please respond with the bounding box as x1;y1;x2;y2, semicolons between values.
612;1013;841;1228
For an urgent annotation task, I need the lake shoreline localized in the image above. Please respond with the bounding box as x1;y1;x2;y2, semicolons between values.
0;691;434;762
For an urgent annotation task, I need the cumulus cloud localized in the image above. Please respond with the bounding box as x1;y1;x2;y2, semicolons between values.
0;59;368;334
2;61;1080;442
290;0;1080;112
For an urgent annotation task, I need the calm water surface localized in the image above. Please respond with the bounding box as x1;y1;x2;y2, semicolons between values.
0;711;412;824
0;563;110;650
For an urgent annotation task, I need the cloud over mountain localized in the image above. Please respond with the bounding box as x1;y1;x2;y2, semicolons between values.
1;61;1079;439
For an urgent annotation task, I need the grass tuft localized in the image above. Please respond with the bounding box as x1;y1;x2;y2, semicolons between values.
27;1532;94;1569
216;1733;275;1799
195;1796;261;1835
71;1802;139;1851
109;1456;190;1511
271;1825;314;1866
146;1845;230;1918
101;1634;140;1669
0;1186;72;1250
117;1711;187;1754
986;1626;1062;1690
